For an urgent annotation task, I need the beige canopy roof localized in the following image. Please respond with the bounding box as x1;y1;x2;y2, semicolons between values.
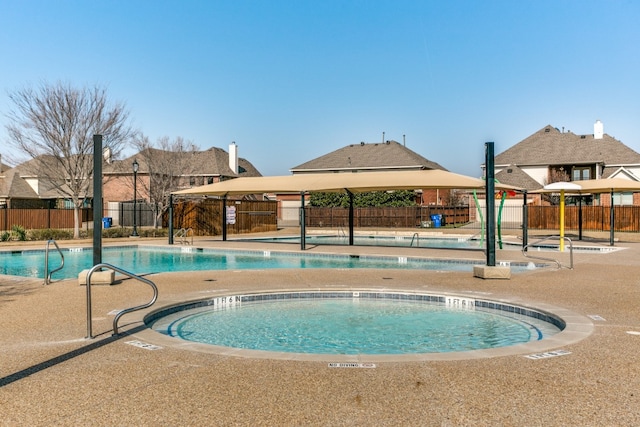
533;177;640;194
173;170;520;196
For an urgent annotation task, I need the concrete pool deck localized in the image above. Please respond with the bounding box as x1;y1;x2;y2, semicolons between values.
1;232;639;425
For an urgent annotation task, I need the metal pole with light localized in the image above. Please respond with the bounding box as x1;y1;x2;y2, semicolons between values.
132;159;139;237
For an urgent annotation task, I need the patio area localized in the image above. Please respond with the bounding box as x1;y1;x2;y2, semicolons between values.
1;234;639;425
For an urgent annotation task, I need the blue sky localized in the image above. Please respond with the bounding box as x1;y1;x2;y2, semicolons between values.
1;0;639;177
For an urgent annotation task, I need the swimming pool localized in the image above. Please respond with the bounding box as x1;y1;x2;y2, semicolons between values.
146;291;564;355
240;234;489;250
0;245;542;279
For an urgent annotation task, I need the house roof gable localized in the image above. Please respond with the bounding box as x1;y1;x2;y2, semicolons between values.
494;125;640;166
290;140;447;173
106;146;262;178
0;167;40;198
494;164;542;191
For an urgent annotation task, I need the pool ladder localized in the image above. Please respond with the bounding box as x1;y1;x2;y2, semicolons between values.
410;233;420;247
174;227;193;245
522;235;574;270
43;239;65;285
85;263;158;339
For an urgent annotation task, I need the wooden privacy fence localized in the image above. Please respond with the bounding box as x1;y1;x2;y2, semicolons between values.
5;204;640;234
304;206;470;228
527;205;640;231
0;208;92;231
167;199;277;236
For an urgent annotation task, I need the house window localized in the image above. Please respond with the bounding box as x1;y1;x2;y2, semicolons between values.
572;167;591;181
613;192;633;206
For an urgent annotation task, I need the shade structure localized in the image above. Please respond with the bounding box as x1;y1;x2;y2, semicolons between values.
533;177;640;194
173;169;520;196
570;177;640;194
171;169;522;252
534;177;640;248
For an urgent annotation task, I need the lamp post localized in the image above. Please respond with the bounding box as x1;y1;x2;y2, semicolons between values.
132;159;139;237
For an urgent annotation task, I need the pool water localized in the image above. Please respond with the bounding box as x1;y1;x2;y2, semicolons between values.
0;246;541;279
149;293;562;354
243;234;488;250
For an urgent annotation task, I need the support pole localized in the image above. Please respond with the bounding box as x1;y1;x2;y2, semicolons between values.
168;194;174;245
347;190;354;246
92;135;102;266
610;190;615;246
485;142;496;266
578;196;583;241
522;190;528;250
222;195;228;241
300;192;306;250
560;189;565;252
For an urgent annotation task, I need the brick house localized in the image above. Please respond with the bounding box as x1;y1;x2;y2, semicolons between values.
273;140;449;225
487;121;640;206
102;143;262;225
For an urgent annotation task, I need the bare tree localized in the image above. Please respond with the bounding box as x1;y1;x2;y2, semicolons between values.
134;135;198;228
5;81;136;238
543;167;571;205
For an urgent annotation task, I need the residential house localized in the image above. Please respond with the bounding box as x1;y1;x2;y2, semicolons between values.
102;143;262;225
488;121;640;206
275;140;448;225
1;143;261;227
0;155;88;209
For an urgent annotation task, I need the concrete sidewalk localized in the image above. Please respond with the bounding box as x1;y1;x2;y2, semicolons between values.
1;237;639;425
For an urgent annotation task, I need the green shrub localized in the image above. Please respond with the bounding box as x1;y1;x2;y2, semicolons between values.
0;226;170;241
102;227;132;238
28;228;74;241
11;225;27;241
139;228;168;238
101;227;168;238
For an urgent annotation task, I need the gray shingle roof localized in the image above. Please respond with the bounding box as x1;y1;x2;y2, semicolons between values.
495;164;542;191
194;147;262;177
0;167;39;198
106;146;262;178
495;125;640;166
290;140;446;173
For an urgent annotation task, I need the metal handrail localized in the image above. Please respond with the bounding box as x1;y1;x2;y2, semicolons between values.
85;263;158;338
410;233;420;247
43;239;65;285
522;235;574;270
173;227;193;245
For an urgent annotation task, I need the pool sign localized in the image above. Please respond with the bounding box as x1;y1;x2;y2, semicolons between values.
125;340;162;351
524;349;571;360
226;206;236;224
328;363;376;368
